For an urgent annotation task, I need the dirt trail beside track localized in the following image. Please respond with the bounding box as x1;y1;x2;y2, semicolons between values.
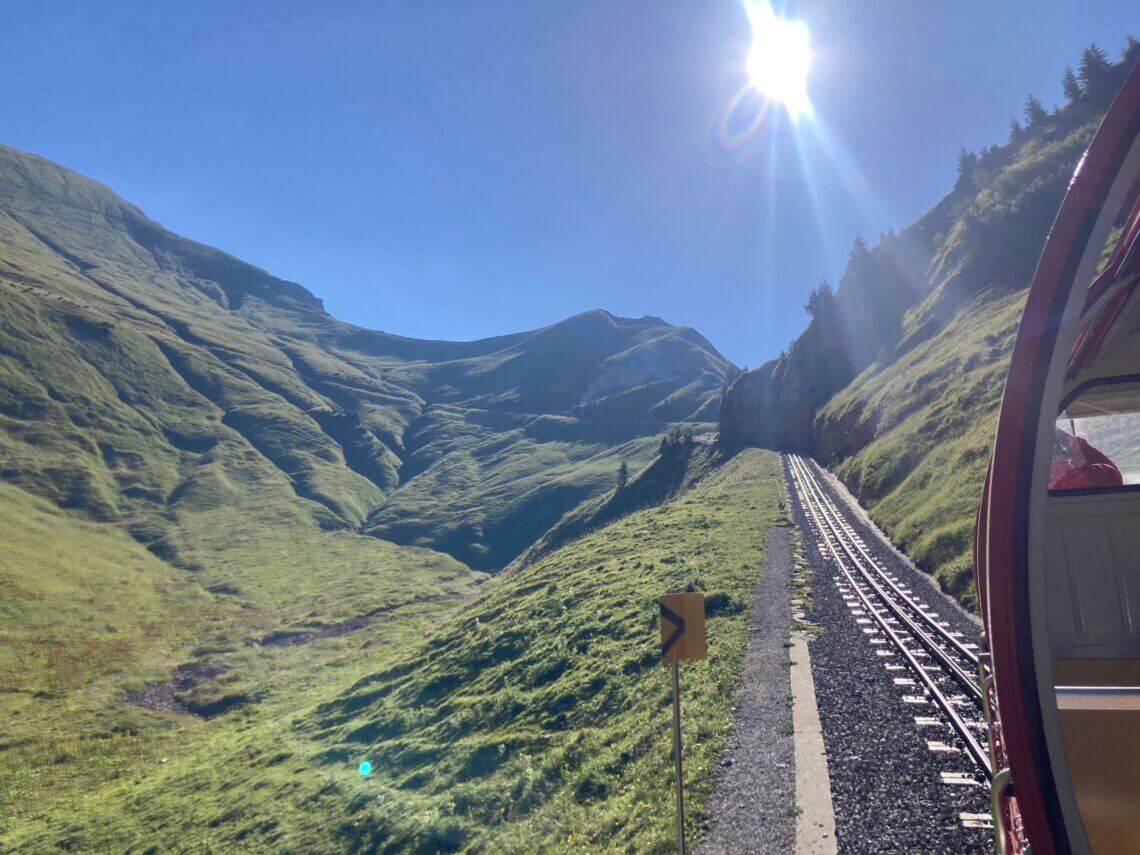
698;525;796;854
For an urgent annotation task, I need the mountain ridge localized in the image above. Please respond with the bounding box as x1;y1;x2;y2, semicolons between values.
0;141;749;850
0;143;734;573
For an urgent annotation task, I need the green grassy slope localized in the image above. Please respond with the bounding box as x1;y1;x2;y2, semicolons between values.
2;449;783;851
304;449;785;853
513;437;727;570
811;87;1111;608
0;137;735;655
0;143;739;850
816;288;1025;608
0;477;482;847
721;44;1139;608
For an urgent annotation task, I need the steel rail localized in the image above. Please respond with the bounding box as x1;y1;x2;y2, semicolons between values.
789;455;982;704
795;457;981;668
787;453;993;779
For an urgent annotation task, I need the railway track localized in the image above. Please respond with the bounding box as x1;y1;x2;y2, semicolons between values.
786;453;994;805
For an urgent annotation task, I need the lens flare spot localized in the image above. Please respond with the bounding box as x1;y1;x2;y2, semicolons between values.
358;760;372;776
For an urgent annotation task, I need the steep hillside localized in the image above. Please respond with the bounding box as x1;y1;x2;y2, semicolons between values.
513;432;726;569
720;42;1140;607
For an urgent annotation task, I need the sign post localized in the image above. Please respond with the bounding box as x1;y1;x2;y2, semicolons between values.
659;592;706;855
670;657;685;855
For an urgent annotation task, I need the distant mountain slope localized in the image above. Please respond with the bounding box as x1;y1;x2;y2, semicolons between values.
0;143;735;849
511;435;725;570
720;43;1140;607
0;144;734;572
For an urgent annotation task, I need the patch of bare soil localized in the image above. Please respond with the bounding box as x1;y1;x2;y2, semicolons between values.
124;661;248;718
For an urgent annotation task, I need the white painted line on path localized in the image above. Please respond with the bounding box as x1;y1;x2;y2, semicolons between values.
791;612;838;854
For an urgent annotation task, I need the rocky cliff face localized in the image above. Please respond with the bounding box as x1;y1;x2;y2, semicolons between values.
719;311;852;452
719;222;941;452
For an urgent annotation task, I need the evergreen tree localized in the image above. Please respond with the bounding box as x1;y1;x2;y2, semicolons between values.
978;144;1000;169
1126;35;1140;71
1024;94;1047;126
1008;117;1023;142
956;147;978;180
1062;66;1082;102
837;235;873;305
1079;44;1111;93
804;278;834;318
617;460;629;490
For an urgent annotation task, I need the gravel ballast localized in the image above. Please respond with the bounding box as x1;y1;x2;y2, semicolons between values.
698;525;796;854
786;455;991;853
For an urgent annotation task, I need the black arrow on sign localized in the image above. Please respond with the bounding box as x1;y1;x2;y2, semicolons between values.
660;601;685;657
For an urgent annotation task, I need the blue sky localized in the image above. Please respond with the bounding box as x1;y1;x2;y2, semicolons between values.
3;2;1136;366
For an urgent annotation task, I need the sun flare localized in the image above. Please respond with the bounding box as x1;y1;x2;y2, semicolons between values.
744;2;812;120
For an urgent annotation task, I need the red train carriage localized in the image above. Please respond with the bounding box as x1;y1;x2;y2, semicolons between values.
976;62;1140;853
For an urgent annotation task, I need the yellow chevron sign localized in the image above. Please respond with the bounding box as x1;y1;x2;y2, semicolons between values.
659;592;706;662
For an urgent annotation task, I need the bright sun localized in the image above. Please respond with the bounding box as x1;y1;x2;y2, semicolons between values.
745;2;812;119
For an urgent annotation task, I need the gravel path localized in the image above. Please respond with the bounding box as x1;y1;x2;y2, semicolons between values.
698;525;796;854
786;456;991;853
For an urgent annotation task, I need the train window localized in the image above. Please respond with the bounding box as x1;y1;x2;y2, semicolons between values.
1051;380;1140;490
1045;379;1140;852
